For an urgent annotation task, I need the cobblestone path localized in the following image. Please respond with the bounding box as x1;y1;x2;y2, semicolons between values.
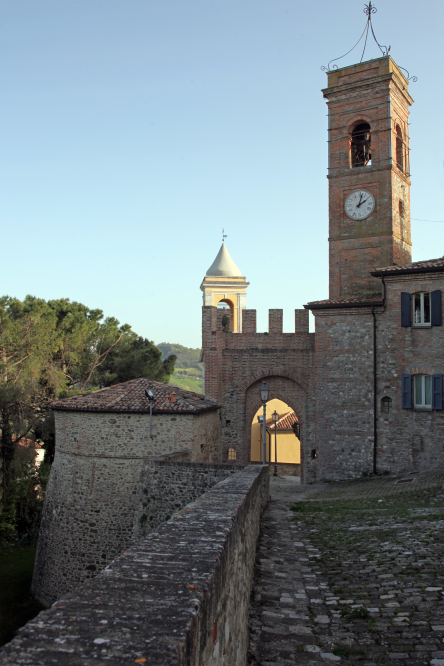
248;472;444;666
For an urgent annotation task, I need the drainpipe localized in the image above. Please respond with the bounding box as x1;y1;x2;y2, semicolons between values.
372;306;377;475
372;278;386;475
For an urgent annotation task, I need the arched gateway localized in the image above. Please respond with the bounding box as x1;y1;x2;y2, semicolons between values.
200;244;316;482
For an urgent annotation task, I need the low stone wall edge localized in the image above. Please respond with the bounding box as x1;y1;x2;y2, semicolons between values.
0;465;269;666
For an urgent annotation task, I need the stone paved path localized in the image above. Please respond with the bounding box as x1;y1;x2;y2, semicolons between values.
248;472;444;666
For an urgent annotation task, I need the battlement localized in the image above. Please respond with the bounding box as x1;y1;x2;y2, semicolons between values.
202;306;310;338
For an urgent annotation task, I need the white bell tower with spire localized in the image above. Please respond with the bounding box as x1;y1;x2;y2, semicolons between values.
200;235;249;333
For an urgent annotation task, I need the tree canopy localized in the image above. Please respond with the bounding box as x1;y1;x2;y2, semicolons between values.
0;295;176;545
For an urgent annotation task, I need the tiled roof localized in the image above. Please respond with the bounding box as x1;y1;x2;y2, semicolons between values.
371;256;444;276
305;294;384;310
50;378;218;415
266;411;299;431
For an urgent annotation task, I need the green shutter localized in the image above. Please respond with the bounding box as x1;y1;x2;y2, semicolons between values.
402;374;412;409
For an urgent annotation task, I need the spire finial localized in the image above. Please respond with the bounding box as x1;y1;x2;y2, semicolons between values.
222;228;227;243
321;3;393;73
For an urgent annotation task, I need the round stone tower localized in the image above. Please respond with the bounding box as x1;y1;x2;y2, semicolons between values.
32;378;220;607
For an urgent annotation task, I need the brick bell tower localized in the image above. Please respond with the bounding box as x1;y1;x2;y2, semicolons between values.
323;55;413;299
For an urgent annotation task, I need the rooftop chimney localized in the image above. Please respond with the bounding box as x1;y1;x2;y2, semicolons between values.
171;392;176;403
165;394;171;404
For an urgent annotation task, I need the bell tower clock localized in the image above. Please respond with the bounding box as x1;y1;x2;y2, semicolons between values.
323;55;413;299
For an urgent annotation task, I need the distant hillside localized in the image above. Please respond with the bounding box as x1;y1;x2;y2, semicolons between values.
157;343;202;393
157;343;201;370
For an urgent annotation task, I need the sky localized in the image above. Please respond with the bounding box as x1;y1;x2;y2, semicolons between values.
1;0;442;348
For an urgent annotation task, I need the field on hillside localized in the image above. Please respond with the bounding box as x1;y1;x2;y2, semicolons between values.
169;374;203;393
157;342;203;394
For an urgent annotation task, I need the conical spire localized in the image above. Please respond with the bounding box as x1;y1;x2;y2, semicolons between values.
206;243;242;277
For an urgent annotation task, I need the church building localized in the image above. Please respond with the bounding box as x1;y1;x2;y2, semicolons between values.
201;55;444;482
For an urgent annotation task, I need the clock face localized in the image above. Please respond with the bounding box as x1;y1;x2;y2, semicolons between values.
344;189;375;220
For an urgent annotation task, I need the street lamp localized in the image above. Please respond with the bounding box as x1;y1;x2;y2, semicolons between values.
259;381;270;466
272;410;279;477
145;388;155;437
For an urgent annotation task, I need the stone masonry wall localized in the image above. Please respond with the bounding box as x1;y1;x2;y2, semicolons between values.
32;408;220;607
376;273;444;473
0;466;269;666
192;408;222;462
313;273;444;480
313;306;376;480
133;454;245;540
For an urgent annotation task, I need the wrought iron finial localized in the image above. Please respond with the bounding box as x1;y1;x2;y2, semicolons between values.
321;1;415;81
397;65;418;82
222;228;227;243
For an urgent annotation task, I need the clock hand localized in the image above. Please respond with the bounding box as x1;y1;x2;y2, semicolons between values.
357;197;368;208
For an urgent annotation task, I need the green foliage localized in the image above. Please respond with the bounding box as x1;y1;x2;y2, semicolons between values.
221;315;230;329
0;547;44;647
0;294;174;546
333;645;366;657
100;336;176;387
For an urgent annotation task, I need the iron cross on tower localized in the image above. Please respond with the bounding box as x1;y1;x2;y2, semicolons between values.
222;229;227;243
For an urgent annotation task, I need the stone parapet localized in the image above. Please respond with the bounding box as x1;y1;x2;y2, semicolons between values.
133;455;246;540
0;465;269;666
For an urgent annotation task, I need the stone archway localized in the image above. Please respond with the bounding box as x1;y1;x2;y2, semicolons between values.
244;375;313;482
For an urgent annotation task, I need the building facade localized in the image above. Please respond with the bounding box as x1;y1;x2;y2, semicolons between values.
202;55;444;482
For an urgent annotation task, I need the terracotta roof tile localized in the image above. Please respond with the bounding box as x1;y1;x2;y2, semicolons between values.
50;378;218;415
371;256;444;276
266;411;299;431
305;294;384;309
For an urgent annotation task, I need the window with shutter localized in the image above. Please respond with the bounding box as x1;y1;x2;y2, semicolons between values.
412;292;431;326
414;375;432;408
401;293;411;327
432;374;443;410
431;291;442;326
402;374;412;409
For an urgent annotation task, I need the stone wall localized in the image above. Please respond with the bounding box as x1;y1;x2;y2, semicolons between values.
133;454;245;540
32;408;220;607
0;466;269;666
313;305;376;480
313;275;444;480
191;408;222;462
377;274;444;473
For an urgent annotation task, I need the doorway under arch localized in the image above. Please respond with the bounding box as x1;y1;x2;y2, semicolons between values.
251;398;300;467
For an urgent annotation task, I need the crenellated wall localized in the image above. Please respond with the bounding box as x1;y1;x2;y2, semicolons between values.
201;306;316;481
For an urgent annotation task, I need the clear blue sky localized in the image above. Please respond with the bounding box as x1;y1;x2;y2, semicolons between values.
1;1;442;348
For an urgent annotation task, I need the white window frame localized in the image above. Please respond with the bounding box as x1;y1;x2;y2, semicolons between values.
413;374;432;410
412;292;431;327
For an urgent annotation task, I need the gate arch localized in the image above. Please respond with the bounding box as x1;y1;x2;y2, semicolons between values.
220;373;315;482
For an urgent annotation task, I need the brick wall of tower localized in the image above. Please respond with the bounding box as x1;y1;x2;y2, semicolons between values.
325;56;413;299
201;306;316;481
